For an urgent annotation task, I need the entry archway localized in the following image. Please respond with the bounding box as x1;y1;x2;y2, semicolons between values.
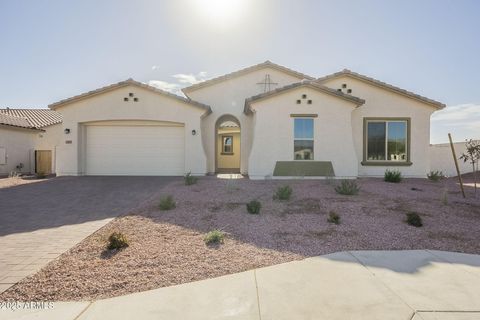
215;114;241;173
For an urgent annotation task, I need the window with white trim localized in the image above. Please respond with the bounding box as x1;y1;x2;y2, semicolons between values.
294;118;314;160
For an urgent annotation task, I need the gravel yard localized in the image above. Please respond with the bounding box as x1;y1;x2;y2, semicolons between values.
1;174;479;301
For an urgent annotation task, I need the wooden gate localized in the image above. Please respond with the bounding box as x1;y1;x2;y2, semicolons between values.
35;150;52;174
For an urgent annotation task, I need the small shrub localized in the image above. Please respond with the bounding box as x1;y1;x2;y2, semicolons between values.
107;232;129;250
274;185;292;200
327;211;341;225
441;188;448;205
159;195;176;210
406;212;423;227
184;172;198;185
246;200;261;214
334;180;360;195
204;230;225;245
427;170;445;182
36;171;46;179
384;169;402;183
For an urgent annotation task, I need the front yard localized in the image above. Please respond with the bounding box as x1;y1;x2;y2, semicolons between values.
1;174;479;301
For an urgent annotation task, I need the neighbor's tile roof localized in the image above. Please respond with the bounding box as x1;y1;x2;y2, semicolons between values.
244;80;365;114
316;69;446;109
182;60;315;94
0;113;34;129
0;108;62;128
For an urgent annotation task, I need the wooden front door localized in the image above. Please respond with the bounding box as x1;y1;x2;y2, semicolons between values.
35;150;52;174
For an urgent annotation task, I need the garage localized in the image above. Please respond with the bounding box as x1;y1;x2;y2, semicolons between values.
85;123;185;176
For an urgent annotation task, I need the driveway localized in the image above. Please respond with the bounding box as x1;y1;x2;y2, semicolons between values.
0;176;175;293
1;250;480;319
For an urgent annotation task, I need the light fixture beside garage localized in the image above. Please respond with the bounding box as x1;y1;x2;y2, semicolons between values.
191;129;197;135
64;128;70;134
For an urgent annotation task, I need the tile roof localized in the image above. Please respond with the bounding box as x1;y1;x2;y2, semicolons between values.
49;78;211;113
0;108;62;128
316;69;446;109
244;80;365;114
182;60;315;94
0;113;34;129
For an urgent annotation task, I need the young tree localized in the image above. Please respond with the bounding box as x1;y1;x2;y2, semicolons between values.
460;139;480;195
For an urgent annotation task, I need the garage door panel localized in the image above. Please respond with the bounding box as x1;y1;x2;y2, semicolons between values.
86;125;185;176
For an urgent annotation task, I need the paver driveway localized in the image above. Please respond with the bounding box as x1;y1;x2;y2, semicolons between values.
0;176;175;293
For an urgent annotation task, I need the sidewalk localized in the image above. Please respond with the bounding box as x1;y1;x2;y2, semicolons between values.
2;250;480;319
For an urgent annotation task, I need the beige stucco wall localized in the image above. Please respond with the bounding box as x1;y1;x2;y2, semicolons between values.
429;141;477;177
321;76;437;177
54;85;208;176
248;87;359;179
216;129;240;169
185;67;305;174
0;126;36;175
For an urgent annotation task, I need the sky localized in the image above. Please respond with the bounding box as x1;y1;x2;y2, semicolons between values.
0;0;479;143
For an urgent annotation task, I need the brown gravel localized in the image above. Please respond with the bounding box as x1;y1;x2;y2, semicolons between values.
1;174;479;301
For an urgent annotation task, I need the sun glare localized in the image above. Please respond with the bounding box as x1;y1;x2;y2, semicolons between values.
191;0;249;26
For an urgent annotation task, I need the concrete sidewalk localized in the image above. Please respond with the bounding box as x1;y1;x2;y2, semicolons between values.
2;250;480;319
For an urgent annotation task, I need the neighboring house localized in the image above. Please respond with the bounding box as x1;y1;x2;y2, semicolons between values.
0;109;62;176
4;61;449;178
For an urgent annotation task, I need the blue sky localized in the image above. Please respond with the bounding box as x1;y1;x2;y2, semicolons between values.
0;0;479;143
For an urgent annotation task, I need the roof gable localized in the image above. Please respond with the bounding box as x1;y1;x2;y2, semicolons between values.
182;60;314;94
244;81;365;114
49;79;212;113
316;69;446;109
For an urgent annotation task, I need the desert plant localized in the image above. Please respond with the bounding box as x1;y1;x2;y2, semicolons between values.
246;200;261;214
327;211;341;224
427;170;445;182
159;195;176;210
460;139;480;195
384;169;402;183
334;180;360;195
406;212;423;227
441;188;448;205
107;232;129;250
273;185;292;200
204;229;225;245
184;172;198;185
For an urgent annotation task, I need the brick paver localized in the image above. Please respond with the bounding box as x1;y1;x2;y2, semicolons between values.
0;176;175;293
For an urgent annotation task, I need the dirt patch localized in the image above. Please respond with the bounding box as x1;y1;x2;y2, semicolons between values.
1;175;479;301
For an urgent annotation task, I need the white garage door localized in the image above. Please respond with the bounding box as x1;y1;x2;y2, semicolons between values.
85;125;185;175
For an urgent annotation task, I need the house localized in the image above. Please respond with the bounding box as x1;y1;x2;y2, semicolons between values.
2;61;448;178
0;109;62;176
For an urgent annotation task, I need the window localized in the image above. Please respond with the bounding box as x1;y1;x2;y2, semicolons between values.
222;136;233;154
365;119;409;163
294;118;314;160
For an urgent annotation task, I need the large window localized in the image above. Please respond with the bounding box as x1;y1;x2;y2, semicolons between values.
365;119;409;163
294;118;314;160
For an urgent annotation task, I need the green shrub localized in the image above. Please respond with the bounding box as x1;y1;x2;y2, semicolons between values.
184;172;198;185
334;180;360;195
107;232;129;250
406;212;423;227
327;211;341;224
274;185;292;200
246;200;261;214
204;230;225;245
384;169;402;183
427;170;445;182
159;195;176;210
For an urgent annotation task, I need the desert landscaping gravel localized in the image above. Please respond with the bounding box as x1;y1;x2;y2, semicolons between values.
1;174;479;301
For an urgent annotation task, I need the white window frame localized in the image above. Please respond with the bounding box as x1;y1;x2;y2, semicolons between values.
293;117;314;161
365;119;409;163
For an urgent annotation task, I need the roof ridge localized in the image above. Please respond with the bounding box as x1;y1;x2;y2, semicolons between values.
316;69;446;109
182;60;315;94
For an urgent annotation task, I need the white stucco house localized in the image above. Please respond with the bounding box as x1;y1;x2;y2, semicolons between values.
1;61;450;179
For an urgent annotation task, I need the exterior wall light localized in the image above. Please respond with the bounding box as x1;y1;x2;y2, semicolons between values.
191;129;197;135
64;128;71;134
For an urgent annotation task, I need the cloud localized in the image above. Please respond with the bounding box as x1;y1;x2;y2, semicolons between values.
172;72;208;85
431;103;480;143
148;80;181;94
151;65;159;71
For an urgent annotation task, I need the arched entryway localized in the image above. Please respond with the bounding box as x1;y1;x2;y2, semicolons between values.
215;115;241;173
